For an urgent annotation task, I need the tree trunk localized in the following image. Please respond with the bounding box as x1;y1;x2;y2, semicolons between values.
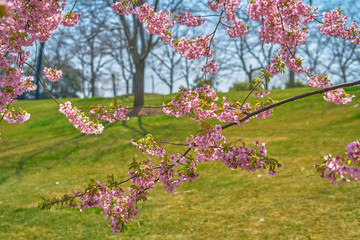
342;66;347;83
289;71;295;88
126;79;130;95
133;60;145;107
90;56;96;97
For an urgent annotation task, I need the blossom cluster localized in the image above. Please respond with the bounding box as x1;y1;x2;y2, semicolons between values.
59;101;104;134
129;158;160;189
0;107;30;124
323;88;354;105
247;0;316;46
307;74;330;88
71;181;146;234
112;1;217;73
130;136;200;194
226;18;248;38
318;9;360;45
131;134;167;160
201;58;219;74
254;91;270;98
89;104;129;123
172;35;216;60
247;0;316;78
22;76;37;92
316;141;360;185
61;12;82;27
207;0;249;38
163;84;274;123
0;0;80;125
307;75;354;104
43;67;63;82
111;0;135;16
174;11;205;27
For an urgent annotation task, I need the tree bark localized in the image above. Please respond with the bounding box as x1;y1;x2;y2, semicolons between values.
133;60;145;107
289;71;295;88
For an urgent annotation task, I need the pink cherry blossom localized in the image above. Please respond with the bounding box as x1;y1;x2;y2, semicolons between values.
323;88;354;105
318;9;360;45
201;58;219;74
59;101;104;134
254;91;270;98
174;11;205;27
61;12;81;27
43;67;63;82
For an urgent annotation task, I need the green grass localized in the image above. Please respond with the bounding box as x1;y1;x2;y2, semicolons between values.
1;87;360;239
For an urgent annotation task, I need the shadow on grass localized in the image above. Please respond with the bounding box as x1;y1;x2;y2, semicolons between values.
121;117;148;136
0;134;86;185
0;117;149;185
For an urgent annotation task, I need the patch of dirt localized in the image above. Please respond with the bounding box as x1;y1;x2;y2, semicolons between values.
127;106;164;117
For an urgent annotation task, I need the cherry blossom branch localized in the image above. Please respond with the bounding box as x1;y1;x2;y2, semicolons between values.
222;80;360;130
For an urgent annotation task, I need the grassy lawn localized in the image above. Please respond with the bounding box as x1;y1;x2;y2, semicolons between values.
1;87;360;239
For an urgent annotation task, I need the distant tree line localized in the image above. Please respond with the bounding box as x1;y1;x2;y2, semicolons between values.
27;0;359;101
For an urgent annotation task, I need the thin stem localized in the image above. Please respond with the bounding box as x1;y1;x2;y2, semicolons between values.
39;42;52;68
200;14;222;18
160;141;222;149
241;82;260;108
70;0;78;13
24;62;60;105
204;10;224;81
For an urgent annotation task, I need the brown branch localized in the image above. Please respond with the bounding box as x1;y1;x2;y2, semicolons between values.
159;141;188;146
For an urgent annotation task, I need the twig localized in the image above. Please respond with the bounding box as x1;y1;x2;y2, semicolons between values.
159;141;188;146
70;0;78;13
241;82;260;108
204;10;224;81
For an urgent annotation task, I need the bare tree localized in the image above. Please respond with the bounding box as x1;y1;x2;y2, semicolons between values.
224;10;278;89
45;0;114;97
103;29;134;95
299;29;328;75
72;0;114;97
109;0;184;106
149;45;182;94
181;58;200;89
325;39;359;83
301;0;360;84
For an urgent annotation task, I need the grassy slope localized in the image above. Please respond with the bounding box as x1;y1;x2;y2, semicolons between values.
0;87;360;240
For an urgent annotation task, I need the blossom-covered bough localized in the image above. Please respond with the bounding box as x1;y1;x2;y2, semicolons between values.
1;0;360;234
